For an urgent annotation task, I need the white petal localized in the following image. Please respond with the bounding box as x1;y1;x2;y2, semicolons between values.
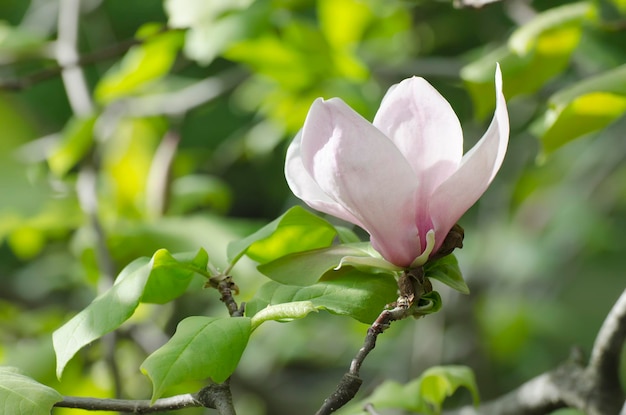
373;76;464;197
300;97;423;267
429;64;509;252
285;129;362;227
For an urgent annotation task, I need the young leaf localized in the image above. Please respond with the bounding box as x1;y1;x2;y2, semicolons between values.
257;244;380;286
425;254;469;294
226;206;337;267
246;268;397;324
0;367;62;415
416;291;443;316
141;316;251;401
141;248;209;304
53;248;208;379
250;301;318;330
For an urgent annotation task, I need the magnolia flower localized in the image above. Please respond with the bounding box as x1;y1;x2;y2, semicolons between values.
285;65;509;268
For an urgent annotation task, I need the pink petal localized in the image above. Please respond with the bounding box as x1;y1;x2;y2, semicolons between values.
285;130;363;227
300;97;423;266
429;64;509;253
373;76;464;197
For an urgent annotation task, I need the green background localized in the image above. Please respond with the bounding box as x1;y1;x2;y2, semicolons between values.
0;0;625;413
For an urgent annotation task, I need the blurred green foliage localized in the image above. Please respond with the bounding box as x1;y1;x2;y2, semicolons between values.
0;0;625;413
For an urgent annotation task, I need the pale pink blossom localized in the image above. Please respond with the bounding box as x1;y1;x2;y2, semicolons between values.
285;65;509;268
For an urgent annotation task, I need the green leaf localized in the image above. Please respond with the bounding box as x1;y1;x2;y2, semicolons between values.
141;316;251;401
419;366;480;411
535;65;626;155
250;301;318;330
226;206;338;267
334;365;478;415
246;268;397;324
462;3;590;119
48;116;97;176
318;0;372;50
508;2;592;55
140;248;209;304
0;367;62;415
424;254;469;294
94;28;184;104
53;248;208;378
257;244;383;286
416;291;443;316
334;226;361;243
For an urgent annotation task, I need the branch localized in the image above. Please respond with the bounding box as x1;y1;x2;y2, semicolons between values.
56;0;94;116
54;394;202;413
54;382;240;414
315;269;434;415
448;289;626;415
0;33;146;91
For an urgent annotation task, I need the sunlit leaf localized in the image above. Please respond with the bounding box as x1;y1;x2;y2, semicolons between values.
140;248;209;304
462;2;590;119
318;0;372;49
48;116;96;176
224;23;328;91
425;254;469;294
317;0;370;80
95;28;184;103
53;248;208;378
0;367;62;415
166;0;261;65
246;268;397;324
227;206;337;267
101;117;164;218
166;0;254;27
508;2;592;55
535;64;626;155
141;316;251;401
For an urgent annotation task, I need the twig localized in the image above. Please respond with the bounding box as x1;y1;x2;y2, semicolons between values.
447;289;626;415
197;380;237;415
54;394;202;413
314;305;411;415
53;382;239;413
207;275;244;317
315;268;433;415
0;33;148;91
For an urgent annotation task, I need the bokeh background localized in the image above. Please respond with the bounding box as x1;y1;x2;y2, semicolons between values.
1;0;625;413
